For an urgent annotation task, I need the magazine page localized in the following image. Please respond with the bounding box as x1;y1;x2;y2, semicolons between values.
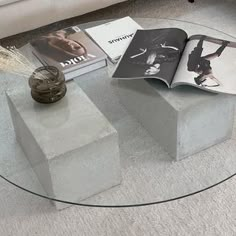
112;28;187;87
30;25;106;74
172;35;236;94
85;16;142;63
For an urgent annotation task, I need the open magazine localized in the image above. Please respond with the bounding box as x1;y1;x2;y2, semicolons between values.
112;28;236;95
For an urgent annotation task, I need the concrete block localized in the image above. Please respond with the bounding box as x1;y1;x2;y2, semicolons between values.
116;79;234;161
6;81;121;209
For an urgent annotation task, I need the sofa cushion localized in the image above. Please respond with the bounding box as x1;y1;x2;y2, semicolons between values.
51;0;126;21
0;0;127;39
0;0;24;6
0;0;53;38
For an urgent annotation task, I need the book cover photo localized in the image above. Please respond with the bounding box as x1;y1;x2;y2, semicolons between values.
30;25;107;79
85;16;143;63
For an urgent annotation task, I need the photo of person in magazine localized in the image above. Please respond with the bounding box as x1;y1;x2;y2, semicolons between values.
31;27;88;62
173;34;236;94
130;41;180;76
113;27;236;95
113;28;188;86
187;35;229;87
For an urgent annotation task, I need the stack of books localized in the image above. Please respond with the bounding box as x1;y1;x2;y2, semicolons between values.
30;17;142;81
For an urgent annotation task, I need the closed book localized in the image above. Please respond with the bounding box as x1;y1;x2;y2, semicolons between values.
85;16;142;63
30;25;107;81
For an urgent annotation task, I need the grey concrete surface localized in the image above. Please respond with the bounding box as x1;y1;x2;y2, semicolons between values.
117;78;234;160
6;81;121;210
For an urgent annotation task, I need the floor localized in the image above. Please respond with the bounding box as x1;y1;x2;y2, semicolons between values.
1;0;236;235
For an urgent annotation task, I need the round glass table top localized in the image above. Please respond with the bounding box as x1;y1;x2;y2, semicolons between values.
1;18;236;208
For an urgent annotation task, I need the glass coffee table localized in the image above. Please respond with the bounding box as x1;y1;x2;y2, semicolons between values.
1;18;236;208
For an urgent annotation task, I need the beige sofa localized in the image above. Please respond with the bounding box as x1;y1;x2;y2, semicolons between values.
0;0;127;39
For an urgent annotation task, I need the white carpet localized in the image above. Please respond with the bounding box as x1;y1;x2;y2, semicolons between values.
1;0;236;235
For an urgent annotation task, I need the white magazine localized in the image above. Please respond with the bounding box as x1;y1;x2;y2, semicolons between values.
85;16;142;63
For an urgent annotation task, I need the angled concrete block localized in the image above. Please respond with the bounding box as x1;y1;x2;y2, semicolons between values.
6;81;121;209
116;79;234;161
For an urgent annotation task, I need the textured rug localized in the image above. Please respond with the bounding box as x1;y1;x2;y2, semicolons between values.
1;0;236;235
